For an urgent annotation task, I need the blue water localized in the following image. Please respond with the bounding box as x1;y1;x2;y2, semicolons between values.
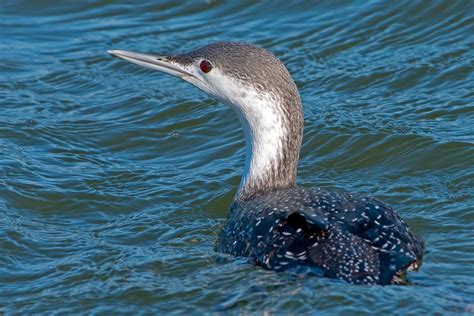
1;1;474;314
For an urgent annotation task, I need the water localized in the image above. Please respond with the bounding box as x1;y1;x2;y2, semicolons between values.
1;0;473;314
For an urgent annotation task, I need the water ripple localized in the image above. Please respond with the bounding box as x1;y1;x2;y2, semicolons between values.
1;0;473;314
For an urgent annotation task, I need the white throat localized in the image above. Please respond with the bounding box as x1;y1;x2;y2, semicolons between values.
235;93;287;195
200;69;301;199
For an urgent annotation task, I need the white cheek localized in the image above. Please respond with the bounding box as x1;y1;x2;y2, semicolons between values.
204;71;242;104
181;66;209;92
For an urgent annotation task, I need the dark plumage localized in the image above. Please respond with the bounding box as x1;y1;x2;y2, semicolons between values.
216;187;423;285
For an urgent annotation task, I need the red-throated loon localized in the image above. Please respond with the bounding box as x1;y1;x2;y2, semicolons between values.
108;42;423;285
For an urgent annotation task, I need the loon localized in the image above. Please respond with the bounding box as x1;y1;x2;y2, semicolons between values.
108;42;423;285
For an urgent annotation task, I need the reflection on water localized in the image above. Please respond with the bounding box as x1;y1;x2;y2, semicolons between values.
1;0;473;314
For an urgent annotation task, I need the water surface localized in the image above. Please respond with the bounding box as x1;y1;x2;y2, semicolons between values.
1;0;474;314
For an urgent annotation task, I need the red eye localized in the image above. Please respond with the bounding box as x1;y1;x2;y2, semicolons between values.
200;60;213;73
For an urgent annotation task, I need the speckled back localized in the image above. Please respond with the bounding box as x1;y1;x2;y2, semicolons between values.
216;186;423;285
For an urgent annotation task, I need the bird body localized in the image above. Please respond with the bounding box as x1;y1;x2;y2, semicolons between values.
217;187;422;285
108;42;423;285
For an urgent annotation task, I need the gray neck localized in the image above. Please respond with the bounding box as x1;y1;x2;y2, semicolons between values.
234;95;303;201
176;42;305;201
